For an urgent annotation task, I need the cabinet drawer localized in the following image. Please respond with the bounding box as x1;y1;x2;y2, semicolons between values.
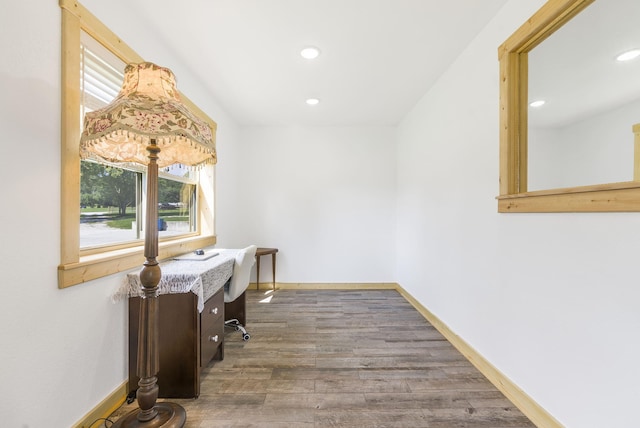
200;288;225;365
201;288;224;330
201;319;224;365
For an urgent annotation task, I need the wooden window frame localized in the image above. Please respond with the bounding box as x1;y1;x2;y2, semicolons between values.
59;0;217;288
497;0;640;213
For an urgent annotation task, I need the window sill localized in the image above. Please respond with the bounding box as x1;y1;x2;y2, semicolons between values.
58;234;217;288
497;181;640;213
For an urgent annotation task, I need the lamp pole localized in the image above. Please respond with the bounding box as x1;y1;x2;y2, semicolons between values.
113;140;186;427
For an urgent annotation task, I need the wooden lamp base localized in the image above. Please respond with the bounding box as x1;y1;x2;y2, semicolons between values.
111;402;186;428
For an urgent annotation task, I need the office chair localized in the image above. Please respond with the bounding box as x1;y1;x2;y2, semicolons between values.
224;245;257;341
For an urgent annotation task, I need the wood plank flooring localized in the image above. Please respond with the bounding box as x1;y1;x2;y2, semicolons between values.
111;289;535;427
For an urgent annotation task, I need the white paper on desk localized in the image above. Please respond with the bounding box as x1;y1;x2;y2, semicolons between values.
173;251;219;261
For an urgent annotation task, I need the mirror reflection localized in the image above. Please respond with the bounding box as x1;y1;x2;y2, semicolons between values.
527;0;640;191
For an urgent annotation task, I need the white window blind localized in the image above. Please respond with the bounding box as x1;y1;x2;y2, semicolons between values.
80;31;124;113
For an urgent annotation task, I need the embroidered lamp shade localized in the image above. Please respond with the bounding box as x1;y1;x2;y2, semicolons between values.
80;62;215;167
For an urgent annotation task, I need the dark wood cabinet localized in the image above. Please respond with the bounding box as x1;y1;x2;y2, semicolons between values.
128;287;225;398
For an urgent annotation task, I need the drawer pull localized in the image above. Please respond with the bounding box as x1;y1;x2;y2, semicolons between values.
209;335;219;343
210;307;218;315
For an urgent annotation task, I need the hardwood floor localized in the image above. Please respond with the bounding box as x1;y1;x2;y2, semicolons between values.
112;289;535;427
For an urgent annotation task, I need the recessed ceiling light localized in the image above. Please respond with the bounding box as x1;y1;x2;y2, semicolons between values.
300;46;320;59
616;49;640;62
529;100;545;108
305;98;320;106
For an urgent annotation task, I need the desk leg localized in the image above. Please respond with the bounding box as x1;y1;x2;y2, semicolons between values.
256;255;261;290
271;253;276;291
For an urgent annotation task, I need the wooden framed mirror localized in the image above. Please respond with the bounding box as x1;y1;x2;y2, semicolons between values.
497;0;640;212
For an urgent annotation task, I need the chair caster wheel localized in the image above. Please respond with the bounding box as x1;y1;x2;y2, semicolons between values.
243;334;250;341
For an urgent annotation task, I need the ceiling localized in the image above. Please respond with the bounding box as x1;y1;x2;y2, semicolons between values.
80;0;509;127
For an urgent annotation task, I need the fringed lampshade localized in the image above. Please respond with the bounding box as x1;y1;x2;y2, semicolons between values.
80;62;215;167
80;62;214;428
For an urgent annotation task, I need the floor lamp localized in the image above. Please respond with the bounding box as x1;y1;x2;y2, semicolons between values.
80;62;215;427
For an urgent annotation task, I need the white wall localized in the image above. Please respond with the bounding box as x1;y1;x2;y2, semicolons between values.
0;2;240;427
226;126;397;283
396;1;640;427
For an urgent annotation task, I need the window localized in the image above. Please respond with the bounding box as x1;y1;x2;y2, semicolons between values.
497;0;640;213
79;34;139;249
80;161;142;248
60;0;217;288
78;36;200;251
